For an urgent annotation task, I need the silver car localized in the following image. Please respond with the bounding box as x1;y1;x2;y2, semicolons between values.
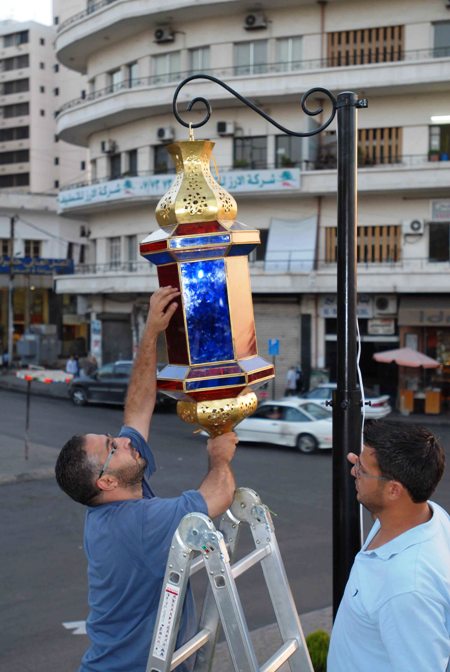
301;383;392;419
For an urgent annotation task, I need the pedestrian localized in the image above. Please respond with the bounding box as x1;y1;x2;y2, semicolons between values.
285;365;297;396
55;286;239;672
295;365;303;394
65;354;79;376
327;420;450;672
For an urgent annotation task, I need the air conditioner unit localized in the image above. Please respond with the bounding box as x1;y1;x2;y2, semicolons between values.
154;26;175;43
101;139;117;154
402;219;425;236
157;127;175;142
244;12;267;30
217;121;235;136
374;295;397;316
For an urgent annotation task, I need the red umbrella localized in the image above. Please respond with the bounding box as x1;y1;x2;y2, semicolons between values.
373;347;440;369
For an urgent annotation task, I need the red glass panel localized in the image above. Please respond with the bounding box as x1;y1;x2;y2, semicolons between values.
157;265;189;363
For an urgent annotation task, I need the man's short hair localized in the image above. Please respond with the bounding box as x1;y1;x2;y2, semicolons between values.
363;420;445;503
55;435;101;505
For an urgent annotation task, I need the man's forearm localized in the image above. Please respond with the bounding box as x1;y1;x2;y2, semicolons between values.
123;320;158;431
199;458;236;519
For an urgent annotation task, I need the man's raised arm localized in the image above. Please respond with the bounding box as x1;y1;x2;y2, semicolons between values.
124;286;179;440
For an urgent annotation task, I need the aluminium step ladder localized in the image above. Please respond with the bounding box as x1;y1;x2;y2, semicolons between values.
146;487;314;672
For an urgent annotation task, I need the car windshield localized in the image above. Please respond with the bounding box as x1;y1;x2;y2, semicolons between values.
301;403;332;420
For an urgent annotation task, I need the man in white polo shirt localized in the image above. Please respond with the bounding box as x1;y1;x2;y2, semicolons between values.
328;420;450;672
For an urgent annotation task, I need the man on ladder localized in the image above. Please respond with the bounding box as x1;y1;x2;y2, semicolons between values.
55;286;239;672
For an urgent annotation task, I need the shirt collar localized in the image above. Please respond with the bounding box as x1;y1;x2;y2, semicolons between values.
362;501;438;560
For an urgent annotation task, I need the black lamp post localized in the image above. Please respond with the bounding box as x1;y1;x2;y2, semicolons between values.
172;75;367;614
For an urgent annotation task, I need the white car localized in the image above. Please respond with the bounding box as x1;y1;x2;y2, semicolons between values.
301;383;392;419
235;399;333;453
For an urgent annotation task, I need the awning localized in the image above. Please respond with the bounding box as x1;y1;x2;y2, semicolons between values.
398;296;450;327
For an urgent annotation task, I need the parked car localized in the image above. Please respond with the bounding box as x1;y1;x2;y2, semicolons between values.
69;360;174;410
301;383;392;419
234;399;333;453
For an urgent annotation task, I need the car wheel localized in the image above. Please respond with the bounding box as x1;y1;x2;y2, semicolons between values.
296;433;318;454
71;388;88;406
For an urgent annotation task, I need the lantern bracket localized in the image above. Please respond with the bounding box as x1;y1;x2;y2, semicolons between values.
172;73;339;137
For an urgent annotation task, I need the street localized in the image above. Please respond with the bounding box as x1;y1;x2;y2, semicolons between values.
1;389;450;672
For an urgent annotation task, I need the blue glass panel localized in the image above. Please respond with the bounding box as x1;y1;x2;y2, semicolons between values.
169;234;230;249
158;364;189;379
181;259;234;364
228;244;258;256
186;375;246;390
143;252;174;266
174;248;228;262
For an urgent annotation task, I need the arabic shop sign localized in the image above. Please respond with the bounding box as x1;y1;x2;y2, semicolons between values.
0;257;74;274
58;169;301;210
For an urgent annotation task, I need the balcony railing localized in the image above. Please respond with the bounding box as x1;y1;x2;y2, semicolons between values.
56;48;450;116
58;0;119;32
73;261;156;274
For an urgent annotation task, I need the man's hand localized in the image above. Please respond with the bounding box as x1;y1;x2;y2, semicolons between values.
147;286;180;335
199;432;238;518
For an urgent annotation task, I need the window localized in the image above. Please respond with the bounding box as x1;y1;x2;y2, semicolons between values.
358;127;402;165
276;135;302;167
40;86;45;93
127;235;137;271
152;51;181;84
90;159;97;180
154;145;175;173
54;63;59;73
54;87;59;96
0;126;29;141
234;40;268;75
54;157;59;166
108;68;122;92
189;46;210;72
0;173;29;188
434;21;450;58
81;161;86;171
54;134;59;142
126;149;138;176
40;38;45;45
2;79;29;95
54;16;59;25
233;136;267;169
54;180;59;188
40;62;45;70
3;54;29;71
127;61;138;86
429;124;450;161
1;239;11;256
276;36;302;71
325;225;402;263
429;224;450;262
327;25;404;66
4;31;29;47
40;110;45;117
109;237;121;269
0;150;29;164
24;240;41;258
109;153;121;179
4;103;29;118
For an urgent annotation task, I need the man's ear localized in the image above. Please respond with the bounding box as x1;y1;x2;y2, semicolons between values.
96;474;118;492
386;480;404;501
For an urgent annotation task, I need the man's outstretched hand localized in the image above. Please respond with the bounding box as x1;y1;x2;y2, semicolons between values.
148;286;180;335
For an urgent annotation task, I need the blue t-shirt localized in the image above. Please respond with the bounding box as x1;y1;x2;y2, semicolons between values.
79;425;208;672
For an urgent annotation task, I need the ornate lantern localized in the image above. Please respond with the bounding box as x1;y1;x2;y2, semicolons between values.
140;138;274;436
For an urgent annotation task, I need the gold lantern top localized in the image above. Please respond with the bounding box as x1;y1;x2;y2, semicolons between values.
155;140;238;230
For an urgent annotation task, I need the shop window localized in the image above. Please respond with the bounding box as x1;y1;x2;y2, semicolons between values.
429;223;450;262
434;20;450;58
154;145;175;173
152;51;181;84
233;136;267;169
234;40;268;75
275;135;302;167
24;240;42;258
325;225;402;263
327;25;403;66
275;36;302;72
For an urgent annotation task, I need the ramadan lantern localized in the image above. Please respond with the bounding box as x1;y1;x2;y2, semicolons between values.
140;137;274;436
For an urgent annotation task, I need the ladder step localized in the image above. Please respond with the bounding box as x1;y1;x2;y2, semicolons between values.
260;639;299;672
170;628;211;670
231;545;271;580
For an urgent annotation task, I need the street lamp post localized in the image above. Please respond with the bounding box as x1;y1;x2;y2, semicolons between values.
7;215;16;369
171;75;367;613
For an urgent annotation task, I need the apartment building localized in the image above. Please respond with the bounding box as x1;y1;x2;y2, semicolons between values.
54;0;450;397
0;19;87;358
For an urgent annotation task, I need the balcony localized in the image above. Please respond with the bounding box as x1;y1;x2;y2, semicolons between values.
58;153;450;214
56;50;450;146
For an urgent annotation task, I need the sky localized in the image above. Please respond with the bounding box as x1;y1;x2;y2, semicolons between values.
0;0;53;25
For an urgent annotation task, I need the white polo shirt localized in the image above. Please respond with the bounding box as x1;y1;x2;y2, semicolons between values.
328;501;450;672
